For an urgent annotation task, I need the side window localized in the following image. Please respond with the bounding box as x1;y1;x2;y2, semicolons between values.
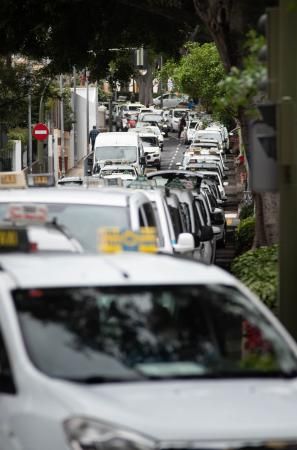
142;203;156;227
198;199;208;225
192;201;202;233
138;208;145;227
0;329;16;394
181;203;191;233
168;206;183;239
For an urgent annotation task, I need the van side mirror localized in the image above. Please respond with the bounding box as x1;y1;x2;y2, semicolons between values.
173;233;194;254
140;156;146;165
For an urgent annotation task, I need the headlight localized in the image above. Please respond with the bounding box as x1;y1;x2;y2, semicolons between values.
64;417;156;450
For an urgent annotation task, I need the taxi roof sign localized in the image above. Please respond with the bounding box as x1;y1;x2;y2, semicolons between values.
27;174;55;187
0;171;26;189
98;227;157;254
8;204;48;225
0;227;30;253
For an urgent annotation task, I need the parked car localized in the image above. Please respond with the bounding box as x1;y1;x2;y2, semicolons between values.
152;92;189;108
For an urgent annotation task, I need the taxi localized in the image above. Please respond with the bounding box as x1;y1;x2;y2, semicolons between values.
0;204;83;253
0;187;159;253
0;246;297;449
98;163;138;182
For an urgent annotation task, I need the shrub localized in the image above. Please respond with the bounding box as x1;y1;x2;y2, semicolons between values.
7;127;28;145
239;202;254;220
235;215;255;255
231;245;278;312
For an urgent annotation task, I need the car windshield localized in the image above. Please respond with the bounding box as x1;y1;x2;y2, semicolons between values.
189;122;198;128
174;110;187;118
101;169;135;176
0;203;130;252
141;136;158;146
13;285;297;382
95;146;137;163
141;114;162;122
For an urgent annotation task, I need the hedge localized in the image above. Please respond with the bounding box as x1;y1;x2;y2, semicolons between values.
235;215;255;255
231;244;278;312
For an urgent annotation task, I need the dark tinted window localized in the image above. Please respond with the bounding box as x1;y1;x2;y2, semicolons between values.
168;206;183;238
0;329;16;393
13;286;297;381
142;203;156;227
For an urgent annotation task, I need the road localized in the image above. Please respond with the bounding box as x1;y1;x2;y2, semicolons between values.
161;133;184;170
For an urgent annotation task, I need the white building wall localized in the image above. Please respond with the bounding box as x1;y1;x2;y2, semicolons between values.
70;86;98;165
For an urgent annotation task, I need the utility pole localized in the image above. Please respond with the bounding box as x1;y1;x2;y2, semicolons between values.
28;63;33;173
59;74;65;177
160;55;163;110
277;0;297;338
73;65;78;165
86;67;90;153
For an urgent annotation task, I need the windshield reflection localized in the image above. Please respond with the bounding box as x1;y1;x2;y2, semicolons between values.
13;285;297;382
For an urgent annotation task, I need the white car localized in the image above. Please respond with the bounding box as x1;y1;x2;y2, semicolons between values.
99;164;138;182
140;133;161;169
153;92;189;108
0;188;159;253
1;251;297;449
134;124;164;149
193;129;224;152
168;108;189;132
184;119;200;144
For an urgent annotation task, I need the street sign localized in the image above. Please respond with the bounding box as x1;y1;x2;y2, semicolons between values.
32;123;49;141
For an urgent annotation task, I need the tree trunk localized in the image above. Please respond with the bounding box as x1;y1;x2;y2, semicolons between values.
192;0;244;71
136;66;154;106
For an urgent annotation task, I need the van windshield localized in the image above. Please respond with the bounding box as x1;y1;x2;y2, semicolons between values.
95;146;138;163
12;285;297;382
0;203;130;252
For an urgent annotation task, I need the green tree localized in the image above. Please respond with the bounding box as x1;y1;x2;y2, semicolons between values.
161;42;225;110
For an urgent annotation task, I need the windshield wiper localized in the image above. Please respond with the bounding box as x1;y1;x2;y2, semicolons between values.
60;374;145;384
137;370;297;381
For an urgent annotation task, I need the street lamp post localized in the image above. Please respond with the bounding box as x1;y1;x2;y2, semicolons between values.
59;74;65;177
160;55;163;110
28;63;33;173
86;68;90;153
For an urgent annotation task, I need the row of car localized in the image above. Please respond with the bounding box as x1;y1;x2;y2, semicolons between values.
1;170;297;450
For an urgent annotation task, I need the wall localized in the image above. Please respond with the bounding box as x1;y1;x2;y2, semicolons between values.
70;86;98;165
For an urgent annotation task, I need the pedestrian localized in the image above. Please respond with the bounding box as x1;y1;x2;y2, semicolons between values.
178;114;187;139
89;125;99;151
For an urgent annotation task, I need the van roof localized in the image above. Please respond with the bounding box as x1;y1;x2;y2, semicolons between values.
95;132;139;146
0;253;236;288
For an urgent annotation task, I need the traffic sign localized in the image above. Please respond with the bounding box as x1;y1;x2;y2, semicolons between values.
32;123;49;141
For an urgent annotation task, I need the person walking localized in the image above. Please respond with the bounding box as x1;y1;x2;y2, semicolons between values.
89;125;99;151
178;114;187;139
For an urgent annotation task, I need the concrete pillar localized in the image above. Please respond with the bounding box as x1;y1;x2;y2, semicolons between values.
12;140;22;171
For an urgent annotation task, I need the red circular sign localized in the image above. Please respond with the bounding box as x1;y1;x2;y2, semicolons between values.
32;123;49;141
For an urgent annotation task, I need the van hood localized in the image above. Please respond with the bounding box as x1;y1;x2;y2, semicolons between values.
50;379;297;442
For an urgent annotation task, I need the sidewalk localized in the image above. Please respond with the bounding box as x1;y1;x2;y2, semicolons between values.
65;158;84;177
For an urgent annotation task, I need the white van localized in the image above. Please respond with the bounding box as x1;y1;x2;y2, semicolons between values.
1;251;297;449
93;132;145;174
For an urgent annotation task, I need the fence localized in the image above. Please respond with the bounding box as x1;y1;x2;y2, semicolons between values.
0;148;13;171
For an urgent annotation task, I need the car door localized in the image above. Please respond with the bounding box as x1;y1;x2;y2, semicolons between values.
0;326;20;450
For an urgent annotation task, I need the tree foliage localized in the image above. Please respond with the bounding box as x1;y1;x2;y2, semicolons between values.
161;42;225;110
214;31;266;119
